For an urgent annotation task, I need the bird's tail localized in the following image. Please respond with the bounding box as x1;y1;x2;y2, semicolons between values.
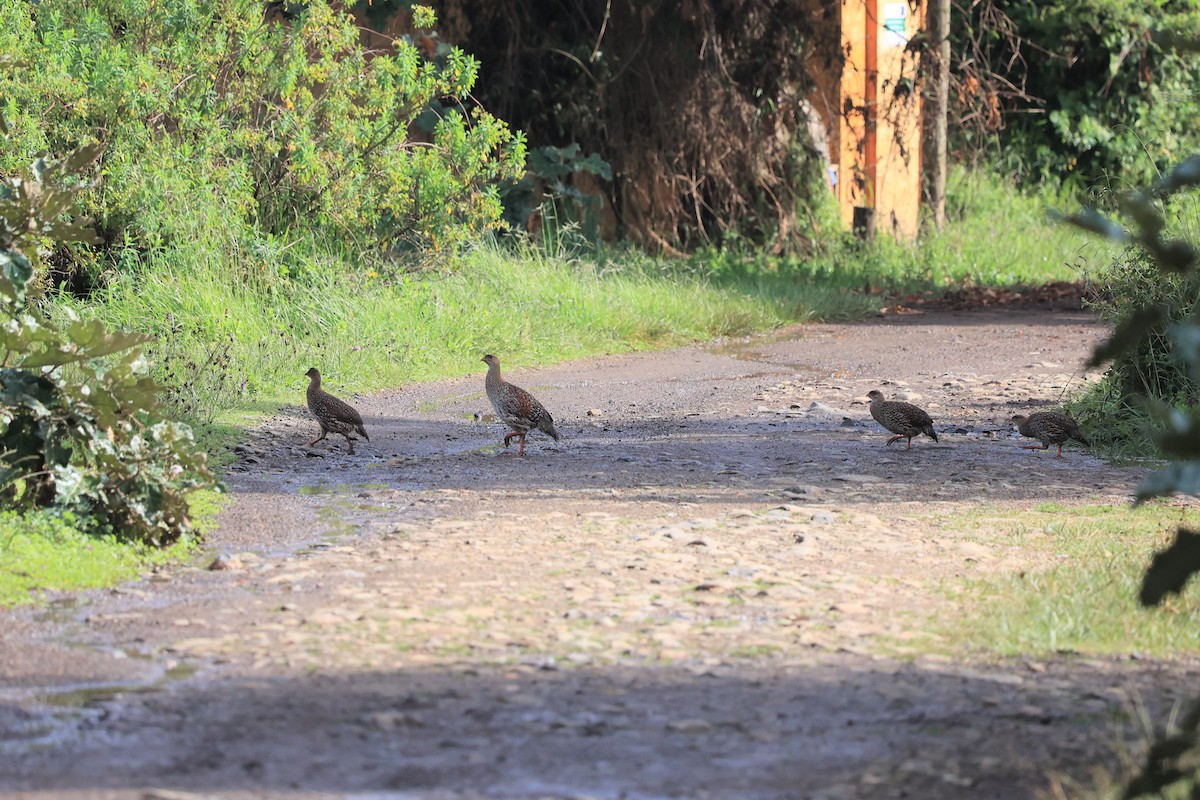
925;425;939;443
542;420;561;441
1074;431;1090;446
358;425;370;441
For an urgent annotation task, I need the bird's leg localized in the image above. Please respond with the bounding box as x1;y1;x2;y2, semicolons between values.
503;432;518;448
344;435;355;455
1020;443;1050;451
308;431;327;447
885;435;904;447
517;434;527;456
1055;443;1064;458
905;437;913;451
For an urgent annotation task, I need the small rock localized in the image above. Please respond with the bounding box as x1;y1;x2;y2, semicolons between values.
666;718;713;733
207;554;242;571
586;408;604;417
810;511;835;524
833;474;881;483
364;711;425;731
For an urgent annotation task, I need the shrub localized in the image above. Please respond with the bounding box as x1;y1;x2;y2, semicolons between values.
0;0;525;273
1087;196;1200;393
962;0;1200;188
0;144;217;545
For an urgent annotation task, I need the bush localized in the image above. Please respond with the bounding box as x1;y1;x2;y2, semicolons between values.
0;145;217;545
1066;187;1200;458
954;0;1200;188
1086;200;1200;399
0;0;525;274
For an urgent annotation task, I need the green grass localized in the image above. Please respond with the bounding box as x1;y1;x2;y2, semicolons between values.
937;502;1200;658
66;169;1106;434
67;236;878;424
0;510;198;606
705;167;1121;292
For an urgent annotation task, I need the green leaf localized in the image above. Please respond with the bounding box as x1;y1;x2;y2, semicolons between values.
0;251;32;303
1088;304;1169;367
19;319;148;369
1147;238;1198;273
0;368;58;417
1149;156;1200;200
1139;527;1200;607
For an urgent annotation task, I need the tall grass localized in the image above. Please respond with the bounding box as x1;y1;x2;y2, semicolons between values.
61;166;1107;431
705;167;1120;291
67;236;877;423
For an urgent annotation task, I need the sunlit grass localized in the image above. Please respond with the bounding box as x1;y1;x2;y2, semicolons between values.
935;502;1200;658
705;166;1122;292
0;510;198;606
68;238;878;425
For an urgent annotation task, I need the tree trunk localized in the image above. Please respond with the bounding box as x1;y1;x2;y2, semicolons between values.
928;0;951;231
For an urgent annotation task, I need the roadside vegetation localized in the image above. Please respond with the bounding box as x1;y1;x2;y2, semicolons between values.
935;502;1200;659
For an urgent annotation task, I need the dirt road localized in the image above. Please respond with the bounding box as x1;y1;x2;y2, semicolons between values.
3;307;1198;799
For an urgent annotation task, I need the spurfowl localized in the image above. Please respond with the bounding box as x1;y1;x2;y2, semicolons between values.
867;389;939;450
1012;411;1089;458
482;353;560;456
305;367;369;454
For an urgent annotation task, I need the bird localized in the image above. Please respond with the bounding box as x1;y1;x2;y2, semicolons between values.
1011;411;1089;458
304;367;369;454
481;353;560;456
867;389;938;450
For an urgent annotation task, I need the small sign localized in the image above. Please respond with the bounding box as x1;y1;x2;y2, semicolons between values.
883;3;908;47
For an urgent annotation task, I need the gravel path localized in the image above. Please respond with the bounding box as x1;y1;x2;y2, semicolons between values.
2;307;1198;799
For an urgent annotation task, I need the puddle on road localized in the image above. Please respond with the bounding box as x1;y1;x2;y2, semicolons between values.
38;662;197;710
298;482;391;496
709;333;819;378
4;661;199;754
31;596;85;626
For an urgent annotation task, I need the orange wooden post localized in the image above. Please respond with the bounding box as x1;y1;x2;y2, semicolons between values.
837;0;924;240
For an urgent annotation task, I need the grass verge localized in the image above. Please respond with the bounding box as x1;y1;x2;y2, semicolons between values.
935;502;1200;658
705;167;1121;291
0;488;223;607
0;511;198;606
71;238;879;427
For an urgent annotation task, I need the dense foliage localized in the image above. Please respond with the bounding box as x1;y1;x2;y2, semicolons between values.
0;0;525;276
0;145;216;545
954;0;1200;188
